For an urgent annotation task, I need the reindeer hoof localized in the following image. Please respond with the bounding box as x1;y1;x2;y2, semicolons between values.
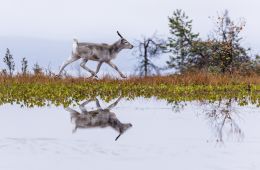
121;75;127;79
87;74;98;79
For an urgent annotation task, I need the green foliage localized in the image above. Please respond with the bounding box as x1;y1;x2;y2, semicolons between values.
0;78;259;108
249;55;260;75
208;10;250;73
167;9;199;72
167;10;251;74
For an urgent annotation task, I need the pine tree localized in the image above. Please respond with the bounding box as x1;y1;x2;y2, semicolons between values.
21;57;28;75
167;9;199;72
3;48;15;76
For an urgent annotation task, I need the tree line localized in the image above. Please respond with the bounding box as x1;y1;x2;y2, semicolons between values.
2;48;44;76
134;9;260;76
2;9;260;77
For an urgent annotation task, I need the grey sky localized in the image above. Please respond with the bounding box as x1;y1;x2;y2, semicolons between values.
0;0;259;74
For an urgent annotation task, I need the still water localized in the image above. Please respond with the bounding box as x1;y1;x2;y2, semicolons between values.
0;97;259;170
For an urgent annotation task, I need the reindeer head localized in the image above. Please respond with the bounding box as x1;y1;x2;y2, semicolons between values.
115;123;133;141
117;31;134;49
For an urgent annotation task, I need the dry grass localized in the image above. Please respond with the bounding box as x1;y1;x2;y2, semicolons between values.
1;72;260;86
1;72;259;107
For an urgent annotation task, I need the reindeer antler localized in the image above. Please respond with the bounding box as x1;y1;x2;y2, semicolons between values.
115;133;122;141
117;31;124;39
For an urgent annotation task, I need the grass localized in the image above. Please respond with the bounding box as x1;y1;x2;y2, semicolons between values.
0;72;260;107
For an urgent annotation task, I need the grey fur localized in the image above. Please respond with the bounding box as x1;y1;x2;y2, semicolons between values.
57;31;133;78
65;97;132;141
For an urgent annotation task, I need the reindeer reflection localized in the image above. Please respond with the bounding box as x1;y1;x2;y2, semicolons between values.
202;99;244;144
65;96;132;141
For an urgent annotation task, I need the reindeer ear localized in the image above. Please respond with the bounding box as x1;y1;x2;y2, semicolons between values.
117;31;123;39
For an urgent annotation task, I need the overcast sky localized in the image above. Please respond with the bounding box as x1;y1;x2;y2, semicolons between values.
0;0;259;74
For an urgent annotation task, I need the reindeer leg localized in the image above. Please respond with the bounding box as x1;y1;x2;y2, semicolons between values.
80;59;98;78
106;61;126;78
87;61;103;79
79;99;93;113
94;62;103;77
106;96;122;110
72;125;78;133
57;55;80;76
95;98;102;109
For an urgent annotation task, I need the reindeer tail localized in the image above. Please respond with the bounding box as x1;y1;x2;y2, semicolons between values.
72;38;79;54
73;38;78;44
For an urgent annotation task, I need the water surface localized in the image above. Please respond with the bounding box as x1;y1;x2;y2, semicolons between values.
0;97;259;170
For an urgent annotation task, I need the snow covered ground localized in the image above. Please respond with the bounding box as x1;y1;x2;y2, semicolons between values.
0;98;259;170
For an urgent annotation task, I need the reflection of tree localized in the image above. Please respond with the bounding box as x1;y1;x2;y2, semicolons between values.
202;99;244;144
171;101;187;113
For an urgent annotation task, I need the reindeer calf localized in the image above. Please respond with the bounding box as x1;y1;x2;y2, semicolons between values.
58;31;133;78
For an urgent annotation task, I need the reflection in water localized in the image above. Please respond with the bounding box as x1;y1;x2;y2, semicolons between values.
65;96;132;141
201;99;244;144
65;96;247;143
171;101;186;113
1;97;260;170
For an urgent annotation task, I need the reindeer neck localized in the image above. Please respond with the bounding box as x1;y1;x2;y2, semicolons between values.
110;39;123;55
109;118;123;132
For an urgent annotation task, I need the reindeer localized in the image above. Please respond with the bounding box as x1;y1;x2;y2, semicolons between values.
65;96;132;141
57;31;133;78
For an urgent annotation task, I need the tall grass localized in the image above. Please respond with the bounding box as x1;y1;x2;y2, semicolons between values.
0;72;259;107
1;72;260;85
